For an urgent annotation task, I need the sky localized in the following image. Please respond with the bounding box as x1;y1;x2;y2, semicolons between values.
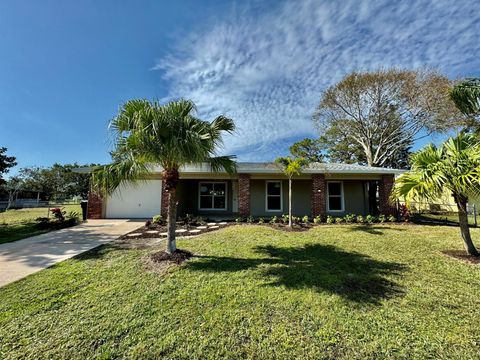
1;0;479;175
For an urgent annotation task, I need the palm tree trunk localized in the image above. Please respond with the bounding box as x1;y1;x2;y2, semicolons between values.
163;168;180;254
455;194;479;257
288;178;292;228
166;187;177;254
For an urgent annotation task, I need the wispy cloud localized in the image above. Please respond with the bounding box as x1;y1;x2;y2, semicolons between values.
155;0;480;160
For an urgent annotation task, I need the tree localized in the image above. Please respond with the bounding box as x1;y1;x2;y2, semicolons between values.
450;78;480;131
92;99;236;254
274;156;309;227
392;134;480;256
289;138;324;163
14;163;94;200
313;69;463;168
0;147;17;185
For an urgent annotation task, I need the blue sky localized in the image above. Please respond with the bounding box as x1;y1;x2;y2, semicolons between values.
1;0;479;174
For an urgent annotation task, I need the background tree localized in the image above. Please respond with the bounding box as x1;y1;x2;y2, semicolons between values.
289;138;324;163
392;134;480;256
275;156;309;227
10;163;95;200
92;99;236;255
450;78;480;132
313;69;463;168
0;147;17;185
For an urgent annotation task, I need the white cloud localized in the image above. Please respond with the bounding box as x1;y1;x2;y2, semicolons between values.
155;0;480;160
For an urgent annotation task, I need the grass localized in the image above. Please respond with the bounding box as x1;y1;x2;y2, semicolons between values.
412;212;477;226
1;224;479;359
0;205;81;244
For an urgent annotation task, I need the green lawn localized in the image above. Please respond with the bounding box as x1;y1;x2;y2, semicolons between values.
0;205;81;244
1;225;479;359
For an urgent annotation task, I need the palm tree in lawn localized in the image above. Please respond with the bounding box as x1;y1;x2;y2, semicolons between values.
275;156;309;227
92;99;236;254
392;134;480;256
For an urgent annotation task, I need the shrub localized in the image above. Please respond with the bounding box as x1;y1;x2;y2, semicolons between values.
399;204;410;221
184;213;194;225
302;215;309;224
50;207;65;222
378;214;387;223
269;216;278;224
344;214;356;223
313;215;322;224
258;217;265;224
235;217;245;223
145;219;152;227
356;215;365;224
247;215;254;224
35;217;51;229
281;214;290;224
335;217;345;224
365;214;376;224
196;216;206;225
152;215;164;225
326;215;334;224
388;214;397;222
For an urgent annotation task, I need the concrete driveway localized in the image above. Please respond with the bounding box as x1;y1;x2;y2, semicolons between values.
0;219;142;287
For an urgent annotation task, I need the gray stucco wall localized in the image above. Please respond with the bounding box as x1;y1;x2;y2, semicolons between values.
176;179;235;217
250;179;312;217
326;180;368;216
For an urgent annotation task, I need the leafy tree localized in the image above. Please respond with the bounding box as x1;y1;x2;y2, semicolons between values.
450;78;480;132
92;99;236;254
313;69;463;168
0;147;17;185
275;156;309;227
289;138;324;162
392;134;480;256
14;163;94;200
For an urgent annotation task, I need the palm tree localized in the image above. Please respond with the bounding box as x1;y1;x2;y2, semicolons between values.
392;134;480;256
450;78;480;116
92;99;236;254
275;156;309;227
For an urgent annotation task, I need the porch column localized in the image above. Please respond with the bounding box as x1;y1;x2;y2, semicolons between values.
311;174;326;218
87;190;103;219
378;174;396;215
238;174;251;216
161;181;169;218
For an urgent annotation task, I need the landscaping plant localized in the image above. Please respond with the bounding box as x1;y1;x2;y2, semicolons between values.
274;156;309;227
392;133;480;256
92;99;236;255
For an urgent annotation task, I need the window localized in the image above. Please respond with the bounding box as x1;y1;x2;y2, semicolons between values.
266;181;282;211
199;182;227;210
327;182;344;212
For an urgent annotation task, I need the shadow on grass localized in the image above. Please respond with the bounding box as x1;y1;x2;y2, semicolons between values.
347;225;407;235
187;243;407;305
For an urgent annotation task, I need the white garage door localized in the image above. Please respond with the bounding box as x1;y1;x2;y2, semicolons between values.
106;180;162;219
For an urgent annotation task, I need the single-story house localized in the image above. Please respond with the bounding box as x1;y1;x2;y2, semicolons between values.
85;162;403;220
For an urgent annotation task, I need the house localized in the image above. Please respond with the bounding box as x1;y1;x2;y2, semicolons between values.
86;162;403;220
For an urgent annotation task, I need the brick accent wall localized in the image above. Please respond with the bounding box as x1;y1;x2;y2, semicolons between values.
87;190;103;219
238;173;251;216
378;174;396;215
311;174;326;218
161;181;169;217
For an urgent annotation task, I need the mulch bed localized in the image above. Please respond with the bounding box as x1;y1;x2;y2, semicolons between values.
442;250;480;265
120;220;232;240
150;249;194;264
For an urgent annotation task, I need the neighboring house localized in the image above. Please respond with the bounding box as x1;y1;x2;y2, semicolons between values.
85;162;403;219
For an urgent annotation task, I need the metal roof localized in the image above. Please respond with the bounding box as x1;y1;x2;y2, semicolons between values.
75;162;405;175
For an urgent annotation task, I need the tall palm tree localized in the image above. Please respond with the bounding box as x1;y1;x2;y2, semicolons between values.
92;99;236;254
392;134;480;256
275;156;309;227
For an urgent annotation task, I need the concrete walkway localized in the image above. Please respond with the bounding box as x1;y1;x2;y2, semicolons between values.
0;219;142;287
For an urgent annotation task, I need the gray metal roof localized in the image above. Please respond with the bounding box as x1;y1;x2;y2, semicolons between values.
75;162;405;175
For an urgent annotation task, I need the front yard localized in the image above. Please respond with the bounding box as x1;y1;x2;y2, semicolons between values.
0;205;81;244
1;225;479;359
